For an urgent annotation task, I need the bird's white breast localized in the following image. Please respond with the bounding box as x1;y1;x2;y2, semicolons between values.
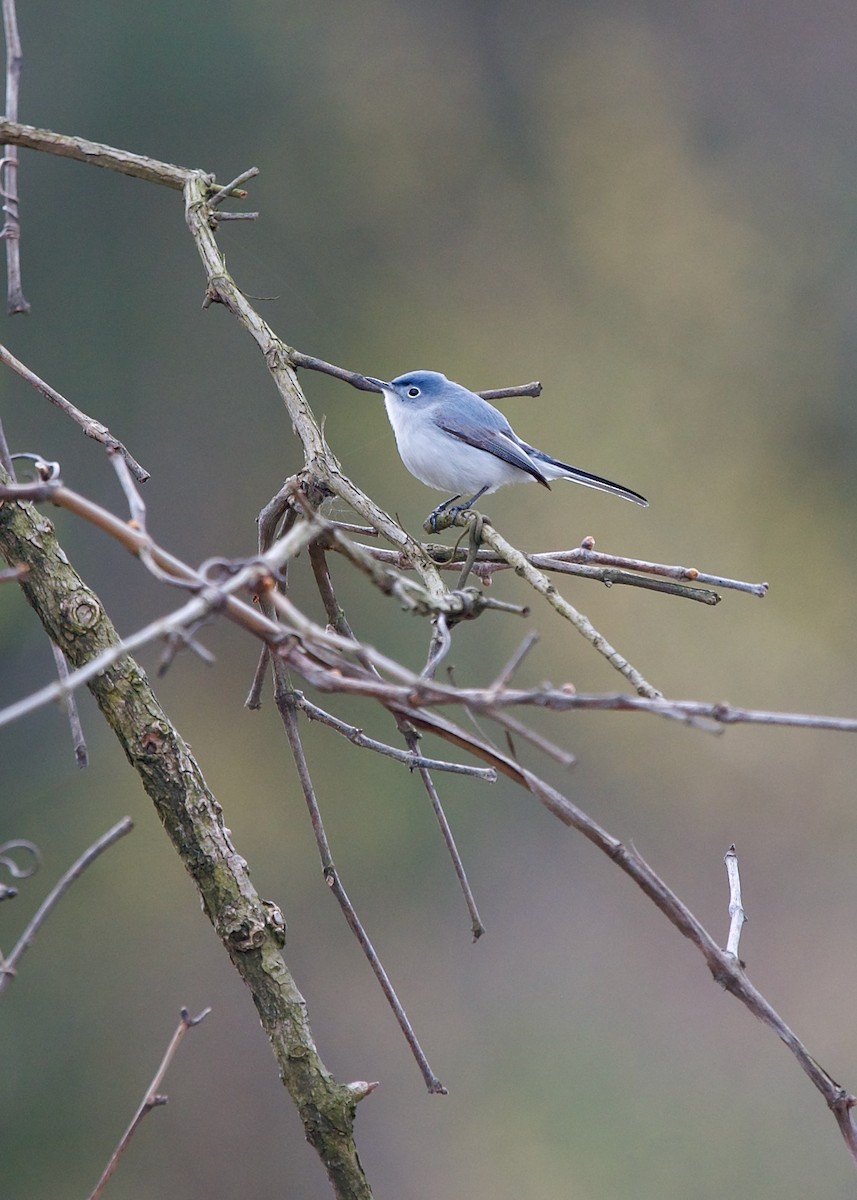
384;395;525;494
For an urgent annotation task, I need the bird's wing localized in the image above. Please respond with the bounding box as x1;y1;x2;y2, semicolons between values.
437;418;551;488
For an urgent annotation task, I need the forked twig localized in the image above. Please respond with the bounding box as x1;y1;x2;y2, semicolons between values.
87;1006;211;1200
276;681;446;1093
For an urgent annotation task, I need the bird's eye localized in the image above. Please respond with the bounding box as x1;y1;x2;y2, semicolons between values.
407;386;420;398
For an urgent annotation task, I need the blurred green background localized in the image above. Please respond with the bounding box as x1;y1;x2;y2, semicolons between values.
3;2;857;1196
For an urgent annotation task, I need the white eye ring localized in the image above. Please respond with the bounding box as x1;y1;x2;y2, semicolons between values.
407;386;421;397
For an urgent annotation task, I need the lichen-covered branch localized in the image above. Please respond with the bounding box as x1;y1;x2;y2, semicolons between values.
0;474;374;1200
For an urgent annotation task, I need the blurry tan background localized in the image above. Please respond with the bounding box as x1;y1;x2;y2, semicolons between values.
4;2;857;1197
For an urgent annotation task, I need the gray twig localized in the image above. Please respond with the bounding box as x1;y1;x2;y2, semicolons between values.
296;692;495;780
1;0;29;313
87;1006;211;1200
277;684;446;1094
0;345;149;480
50;641;88;766
0;819;133;993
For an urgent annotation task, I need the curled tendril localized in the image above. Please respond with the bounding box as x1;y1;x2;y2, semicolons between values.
0;839;41;879
10;453;61;481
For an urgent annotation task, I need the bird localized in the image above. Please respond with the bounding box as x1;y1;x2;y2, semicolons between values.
365;370;648;529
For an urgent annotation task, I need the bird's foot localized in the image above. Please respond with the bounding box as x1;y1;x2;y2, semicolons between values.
424;502;484;535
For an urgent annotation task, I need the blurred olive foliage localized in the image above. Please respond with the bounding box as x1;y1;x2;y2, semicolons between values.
3;3;857;1198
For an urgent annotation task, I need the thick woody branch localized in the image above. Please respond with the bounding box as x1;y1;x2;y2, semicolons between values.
0;118;245;196
0;474;374;1200
182;172;446;599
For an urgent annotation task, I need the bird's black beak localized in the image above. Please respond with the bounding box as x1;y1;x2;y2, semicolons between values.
363;375;388;393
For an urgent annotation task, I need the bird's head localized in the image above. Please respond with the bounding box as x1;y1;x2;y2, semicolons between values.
364;371;450;407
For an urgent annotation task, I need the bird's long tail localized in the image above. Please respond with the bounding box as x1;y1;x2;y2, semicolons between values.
529;448;648;506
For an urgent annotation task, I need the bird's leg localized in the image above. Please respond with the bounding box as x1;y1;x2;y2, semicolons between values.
426;487;491;533
446;486;489;520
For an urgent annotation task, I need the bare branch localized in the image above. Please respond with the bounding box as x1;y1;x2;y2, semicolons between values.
0;345;149;480
49;641;88;766
276;681;447;1094
1;0;29;312
358;539;767;600
451;514;662;698
295;691;496;780
0;118;246;197
0;819;133;993
87;1007;212;1200
291;353;541;401
413;746;485;941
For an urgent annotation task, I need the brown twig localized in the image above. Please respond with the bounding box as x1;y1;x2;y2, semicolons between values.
0;818;133;993
292;353;541;401
87;1006;211;1200
0;118;248;198
208;166;259;208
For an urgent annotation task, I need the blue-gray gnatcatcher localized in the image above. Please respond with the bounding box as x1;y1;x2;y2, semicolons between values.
366;370;648;528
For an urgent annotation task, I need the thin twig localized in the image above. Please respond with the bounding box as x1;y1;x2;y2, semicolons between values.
0;345;149;480
489;631;540;695
359;541;767;600
208;166;259;208
50;641;88;766
1;0;29;313
413;746;486;940
292;354;541;401
276;682;446;1093
724;845;747;960
295;691;496;780
0;413;14;476
468;516;662;698
87;1006;211;1200
488;707;577;767
0;818;133;993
